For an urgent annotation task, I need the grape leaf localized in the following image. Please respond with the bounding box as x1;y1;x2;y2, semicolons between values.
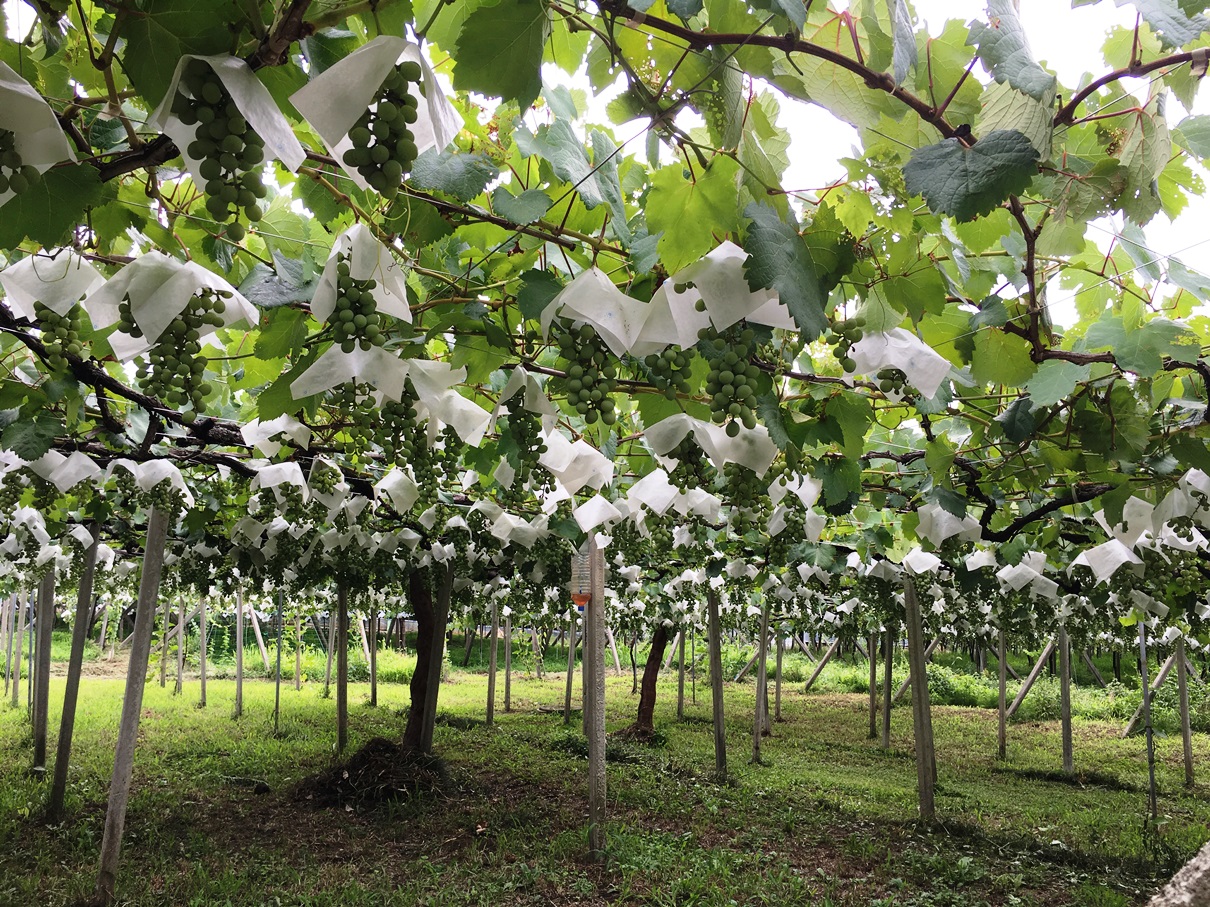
971;329;1036;387
514;120;605;208
903;129;1039;222
995;396;1036;443
409;149;499;203
888;0;918;86
1174;114;1210;158
239;254;318;309
743;202;828;341
491;186;554;225
0;165;111;249
966;0;1057;101
517;270;562;320
120;0;239;105
253;307;310;360
1115;0;1209;49
453;0;549;109
1025;360;1088;406
1;412;63;461
647;155;741;272
667;0;704;19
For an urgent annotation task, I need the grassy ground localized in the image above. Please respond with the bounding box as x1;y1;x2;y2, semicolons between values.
1;643;1209;907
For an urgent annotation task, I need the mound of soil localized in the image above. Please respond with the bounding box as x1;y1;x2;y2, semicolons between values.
295;737;451;809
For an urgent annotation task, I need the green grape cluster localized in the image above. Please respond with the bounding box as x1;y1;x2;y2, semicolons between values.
330;382;380;454
875;367;907;394
309;461;341;495
700;325;760;436
173;59;268;239
379;382;423;465
643;346;694;401
35;303;84;371
128;288;227;423
142;480;184;519
721;462;767;519
667;434;713;491
553;322;618;426
0;472;26;511
342;61;423;198
0;129;40;196
824;316;864;372
501;394;548;500
646;518;673;550
330;254;388;353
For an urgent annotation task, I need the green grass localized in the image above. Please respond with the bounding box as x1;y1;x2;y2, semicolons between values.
1;650;1208;907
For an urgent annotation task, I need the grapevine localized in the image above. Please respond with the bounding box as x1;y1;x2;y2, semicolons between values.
330;254;389;353
553;322;618;426
824;316;864;372
643;345;694;401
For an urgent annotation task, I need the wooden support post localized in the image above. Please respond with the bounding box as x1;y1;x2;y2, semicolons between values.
1123;653;1178;737
707;587;727;779
803;638;840;693
198;598;207;708
868;631;878;739
586;537;607;861
48;524;100;820
355;613;370;663
664;631;683;671
751;602;769;765
486;598;499;726
1;593;11;697
792;636;817;663
158;593;170;689
1138;623;1159;821
322;609;336;698
174;599;185;696
903;578;936;823
997;629;1007;761
882;627;893;750
774;635;783;722
1059;625;1073;775
369;607;378;708
94;506;170;906
563;612;576;726
248;604;271;673
1178;637;1195;788
294;616;302;692
235;591;245;718
734;647;761;682
274;592;284;733
1081;650;1107;689
11;588;25;708
606;624;622;676
336;587;348;755
503;615;512;713
1006;639;1057;719
676;628;686;720
893;637;942;703
531;626;543;680
32;569;56;774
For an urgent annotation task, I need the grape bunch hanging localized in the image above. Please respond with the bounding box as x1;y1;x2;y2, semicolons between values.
330;254;388;353
554;322;618;426
125;288;228;423
0;130;41;196
35;303;84;371
501;394;549;502
329;382;380;455
378;380;423;465
342;61;423;198
172;60;268;240
644;346;694;401
700;325;760;436
824;315;864;372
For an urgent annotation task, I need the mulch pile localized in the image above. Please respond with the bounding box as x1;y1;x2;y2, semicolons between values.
294;737;451;809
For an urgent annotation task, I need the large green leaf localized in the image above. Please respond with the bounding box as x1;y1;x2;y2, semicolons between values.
1;412;63;460
1115;0;1208;50
120;0;240;105
742;203;828;341
647;156;741;273
0;165;111;249
410;149;499;203
971;329;1036;387
903;129;1039;222
514;120;605;209
452;0;549;109
966;0;1056;101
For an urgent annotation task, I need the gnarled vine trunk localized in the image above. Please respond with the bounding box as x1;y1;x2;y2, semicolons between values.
627;623;671;736
402;563;452;754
